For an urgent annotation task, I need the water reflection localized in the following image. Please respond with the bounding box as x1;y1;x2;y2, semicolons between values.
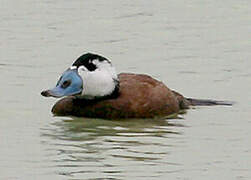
41;117;185;179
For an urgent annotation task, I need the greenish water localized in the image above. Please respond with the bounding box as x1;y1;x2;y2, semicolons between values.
0;0;251;179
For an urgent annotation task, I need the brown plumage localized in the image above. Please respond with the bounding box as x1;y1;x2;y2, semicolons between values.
52;73;191;119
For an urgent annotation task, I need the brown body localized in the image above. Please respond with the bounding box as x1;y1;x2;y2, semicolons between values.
52;73;191;119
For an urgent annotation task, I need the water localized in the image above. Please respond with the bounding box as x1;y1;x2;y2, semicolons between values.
0;0;250;179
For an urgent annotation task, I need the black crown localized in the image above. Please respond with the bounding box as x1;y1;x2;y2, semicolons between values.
72;53;110;71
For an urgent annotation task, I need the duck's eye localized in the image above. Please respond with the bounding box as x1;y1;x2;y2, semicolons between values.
61;80;71;88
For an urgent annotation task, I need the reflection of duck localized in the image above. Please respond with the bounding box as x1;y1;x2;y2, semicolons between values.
41;53;232;119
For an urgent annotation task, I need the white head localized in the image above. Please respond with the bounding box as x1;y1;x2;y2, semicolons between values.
41;53;119;99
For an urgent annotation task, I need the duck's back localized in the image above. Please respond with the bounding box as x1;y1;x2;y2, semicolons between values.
52;73;184;119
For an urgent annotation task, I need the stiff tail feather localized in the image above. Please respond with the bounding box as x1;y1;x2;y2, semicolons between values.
186;98;234;106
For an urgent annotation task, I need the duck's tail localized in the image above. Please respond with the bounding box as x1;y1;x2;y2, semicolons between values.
186;98;234;106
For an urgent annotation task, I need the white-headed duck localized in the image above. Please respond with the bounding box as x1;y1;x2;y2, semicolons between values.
41;53;232;119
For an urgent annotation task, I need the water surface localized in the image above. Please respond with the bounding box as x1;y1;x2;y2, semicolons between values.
0;0;250;179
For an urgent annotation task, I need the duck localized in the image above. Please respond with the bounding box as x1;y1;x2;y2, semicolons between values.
41;53;232;119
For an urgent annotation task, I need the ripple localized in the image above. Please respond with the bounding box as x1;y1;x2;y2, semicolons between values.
115;12;153;19
40;117;185;179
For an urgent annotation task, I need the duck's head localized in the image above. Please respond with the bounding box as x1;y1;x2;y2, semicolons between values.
41;53;119;99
